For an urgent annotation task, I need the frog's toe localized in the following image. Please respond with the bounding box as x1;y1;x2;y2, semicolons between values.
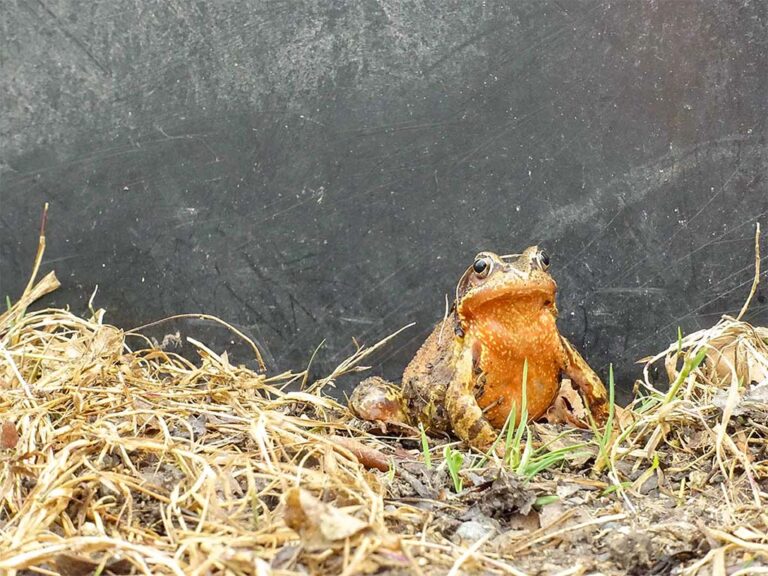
348;377;408;425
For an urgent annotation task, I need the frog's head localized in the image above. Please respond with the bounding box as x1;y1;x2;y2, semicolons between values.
455;246;557;320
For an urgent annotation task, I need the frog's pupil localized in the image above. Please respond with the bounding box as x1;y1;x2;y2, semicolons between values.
473;259;487;274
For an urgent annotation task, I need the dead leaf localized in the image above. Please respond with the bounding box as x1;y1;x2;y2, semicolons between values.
534;424;596;467
331;435;391;472
555;483;583;499
538;500;567;529
614;405;635;430
664;352;680;387
744;381;768;403
732;526;764;541
91;325;124;359
706;327;768;387
505;511;540;532
0;421;18;450
713;380;768;417
54;553;133;576
476;470;537;518
283;487;368;548
544;379;589;427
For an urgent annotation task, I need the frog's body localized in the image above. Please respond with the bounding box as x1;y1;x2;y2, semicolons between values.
349;247;608;451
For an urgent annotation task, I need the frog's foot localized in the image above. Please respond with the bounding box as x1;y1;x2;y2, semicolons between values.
348;376;410;432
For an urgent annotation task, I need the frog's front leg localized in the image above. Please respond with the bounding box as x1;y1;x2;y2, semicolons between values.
444;345;499;452
560;336;609;425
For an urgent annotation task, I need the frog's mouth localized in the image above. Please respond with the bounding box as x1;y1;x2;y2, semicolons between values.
467;282;555;307
459;282;556;311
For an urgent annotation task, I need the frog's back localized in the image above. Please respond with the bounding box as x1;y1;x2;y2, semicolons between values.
401;320;455;434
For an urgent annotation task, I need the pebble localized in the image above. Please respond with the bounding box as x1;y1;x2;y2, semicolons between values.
453;520;494;544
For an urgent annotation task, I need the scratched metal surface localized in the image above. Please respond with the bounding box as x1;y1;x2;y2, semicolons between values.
1;1;767;402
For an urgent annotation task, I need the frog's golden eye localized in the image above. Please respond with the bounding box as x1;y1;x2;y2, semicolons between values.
472;257;492;278
536;250;550;270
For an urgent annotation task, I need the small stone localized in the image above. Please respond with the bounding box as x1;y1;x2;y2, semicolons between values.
638;474;659;495
453;521;493;544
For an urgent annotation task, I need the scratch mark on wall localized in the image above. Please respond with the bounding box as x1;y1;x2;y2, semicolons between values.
32;0;110;76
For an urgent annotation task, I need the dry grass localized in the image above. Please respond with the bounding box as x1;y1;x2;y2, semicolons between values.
0;216;766;575
603;314;768;572
0;278;403;575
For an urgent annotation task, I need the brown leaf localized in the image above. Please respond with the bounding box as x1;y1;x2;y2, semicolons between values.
284;487;368;548
537;500;566;529
330;435;391;472
91;325;124;359
706;327;768;387
505;511;540;532
0;421;18;450
54;553;133;576
664;352;680;387
545;380;633;431
614;405;635;430
544;379;589;427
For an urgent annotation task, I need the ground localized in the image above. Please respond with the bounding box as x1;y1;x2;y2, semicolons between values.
0;259;767;575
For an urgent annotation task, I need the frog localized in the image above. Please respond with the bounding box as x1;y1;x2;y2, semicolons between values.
348;246;609;451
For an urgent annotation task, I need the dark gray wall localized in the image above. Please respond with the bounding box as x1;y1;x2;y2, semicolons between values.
2;0;767;402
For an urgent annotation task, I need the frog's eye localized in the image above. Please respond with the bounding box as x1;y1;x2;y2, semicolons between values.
536;250;550;270
472;257;492;277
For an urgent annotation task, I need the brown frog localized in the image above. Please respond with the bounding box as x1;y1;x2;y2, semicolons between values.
349;246;608;451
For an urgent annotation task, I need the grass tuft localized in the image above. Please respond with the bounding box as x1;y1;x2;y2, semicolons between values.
443;445;464;492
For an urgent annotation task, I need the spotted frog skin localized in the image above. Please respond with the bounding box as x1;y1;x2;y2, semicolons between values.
349;247;609;451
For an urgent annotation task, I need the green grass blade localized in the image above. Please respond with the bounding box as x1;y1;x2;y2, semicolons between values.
419;423;432;469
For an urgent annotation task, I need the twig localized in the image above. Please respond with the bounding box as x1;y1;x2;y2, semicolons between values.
446;528;496;576
510;513;627;553
21;203;49;298
736;222;761;321
0;344;34;399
